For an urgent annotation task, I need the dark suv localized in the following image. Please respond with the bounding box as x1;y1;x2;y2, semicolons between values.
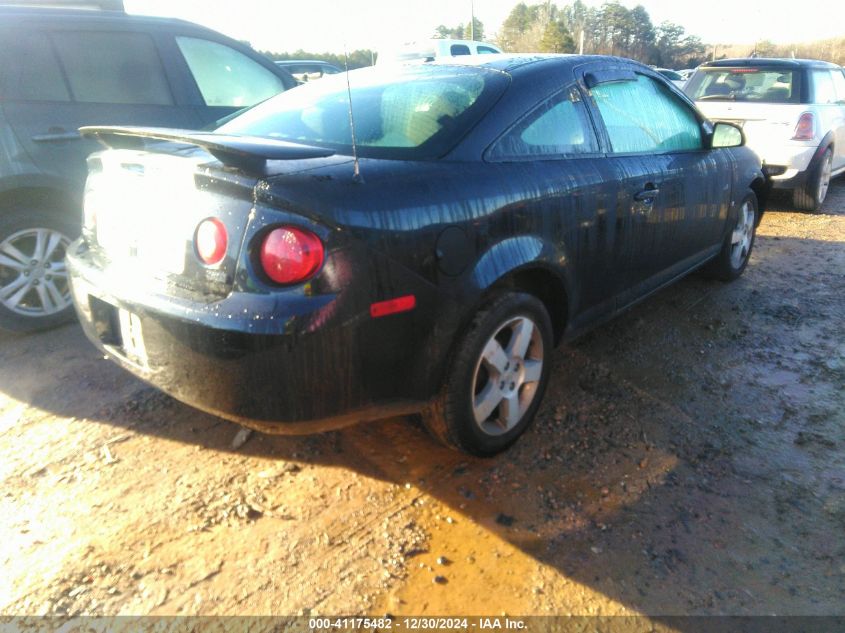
0;5;296;331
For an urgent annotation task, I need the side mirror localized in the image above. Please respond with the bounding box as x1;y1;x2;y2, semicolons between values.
711;121;744;148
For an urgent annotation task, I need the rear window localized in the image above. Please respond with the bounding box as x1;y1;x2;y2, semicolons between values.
685;67;801;103
176;37;286;107
218;65;509;160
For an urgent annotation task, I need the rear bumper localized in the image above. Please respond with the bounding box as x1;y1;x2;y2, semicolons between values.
757;145;815;189
67;240;443;433
753;139;833;191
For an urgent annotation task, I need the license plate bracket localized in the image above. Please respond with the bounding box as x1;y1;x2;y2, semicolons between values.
117;308;148;367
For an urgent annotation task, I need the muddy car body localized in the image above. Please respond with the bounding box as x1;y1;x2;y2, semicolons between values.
67;55;765;455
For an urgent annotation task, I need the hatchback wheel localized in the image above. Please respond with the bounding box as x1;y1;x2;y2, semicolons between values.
0;208;77;332
793;147;832;212
422;292;553;456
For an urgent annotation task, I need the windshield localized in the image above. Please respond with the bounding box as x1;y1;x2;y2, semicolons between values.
217;65;509;159
685;67;801;103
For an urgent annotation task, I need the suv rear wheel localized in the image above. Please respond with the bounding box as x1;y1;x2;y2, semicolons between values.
0;208;77;332
793;147;832;212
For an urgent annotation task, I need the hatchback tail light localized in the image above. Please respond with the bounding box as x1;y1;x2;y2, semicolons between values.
259;226;324;285
792;112;815;140
195;218;228;265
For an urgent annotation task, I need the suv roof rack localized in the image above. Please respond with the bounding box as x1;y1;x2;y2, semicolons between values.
0;0;124;10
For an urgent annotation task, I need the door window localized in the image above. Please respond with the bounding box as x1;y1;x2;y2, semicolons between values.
591;74;702;153
176;37;286;107
490;87;598;159
812;70;838;104
832;71;845;103
477;46;499;54
0;31;69;101
51;31;173;105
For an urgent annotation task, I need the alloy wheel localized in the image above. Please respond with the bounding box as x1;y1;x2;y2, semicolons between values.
817;151;832;207
471;315;544;436
729;200;755;270
0;228;72;317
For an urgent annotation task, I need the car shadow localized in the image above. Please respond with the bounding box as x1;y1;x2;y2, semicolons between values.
1;233;844;620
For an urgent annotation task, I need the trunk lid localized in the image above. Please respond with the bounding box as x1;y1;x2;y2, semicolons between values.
696;102;809;148
80;127;340;299
84;147;256;299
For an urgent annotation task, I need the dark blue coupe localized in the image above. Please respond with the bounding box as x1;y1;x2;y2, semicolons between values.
67;55;765;455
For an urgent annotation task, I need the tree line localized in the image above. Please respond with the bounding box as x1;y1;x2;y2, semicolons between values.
263;49;375;70
498;0;706;68
260;0;843;70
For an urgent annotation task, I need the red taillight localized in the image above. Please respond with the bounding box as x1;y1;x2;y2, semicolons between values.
195;218;228;265
793;112;815;140
259;226;324;285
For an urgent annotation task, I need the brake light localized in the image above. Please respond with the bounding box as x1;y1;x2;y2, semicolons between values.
792;112;815;140
195;218;228;265
259;227;324;284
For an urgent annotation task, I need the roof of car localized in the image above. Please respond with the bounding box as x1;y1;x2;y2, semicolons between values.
275;60;337;66
701;57;840;69
0;4;199;29
428;53;644;75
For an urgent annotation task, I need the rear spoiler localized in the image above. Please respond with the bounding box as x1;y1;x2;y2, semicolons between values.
80;126;335;173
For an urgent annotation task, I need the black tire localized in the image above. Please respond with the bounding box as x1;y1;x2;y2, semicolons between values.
702;190;758;282
421;292;553;456
793;147;833;212
0;207;78;333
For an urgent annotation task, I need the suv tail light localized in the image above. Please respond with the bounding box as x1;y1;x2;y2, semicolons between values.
259;227;324;285
792;112;815;140
195;218;228;265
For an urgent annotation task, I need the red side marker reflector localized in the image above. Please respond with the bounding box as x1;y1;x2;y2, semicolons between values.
370;295;416;318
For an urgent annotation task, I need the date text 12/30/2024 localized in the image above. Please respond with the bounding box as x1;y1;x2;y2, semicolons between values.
308;618;527;630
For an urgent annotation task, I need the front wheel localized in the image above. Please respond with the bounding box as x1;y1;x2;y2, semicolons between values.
702;191;757;282
0;208;77;333
422;292;553;456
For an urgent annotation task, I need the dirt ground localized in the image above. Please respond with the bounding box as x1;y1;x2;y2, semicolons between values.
1;179;844;620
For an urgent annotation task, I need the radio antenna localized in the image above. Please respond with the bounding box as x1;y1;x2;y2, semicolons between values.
343;47;364;184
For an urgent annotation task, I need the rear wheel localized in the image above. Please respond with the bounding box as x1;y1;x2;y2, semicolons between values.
0;208;77;332
422;292;553;456
702;191;757;282
793;147;832;212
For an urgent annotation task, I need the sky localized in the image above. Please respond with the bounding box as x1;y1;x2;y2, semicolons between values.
123;0;845;54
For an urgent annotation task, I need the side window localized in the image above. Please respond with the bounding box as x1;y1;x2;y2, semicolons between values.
812;70;837;104
176;37;286;107
450;44;471;56
591;73;702;153
489;86;599;159
832;71;845;103
477;46;498;54
0;31;70;101
51;31;173;105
